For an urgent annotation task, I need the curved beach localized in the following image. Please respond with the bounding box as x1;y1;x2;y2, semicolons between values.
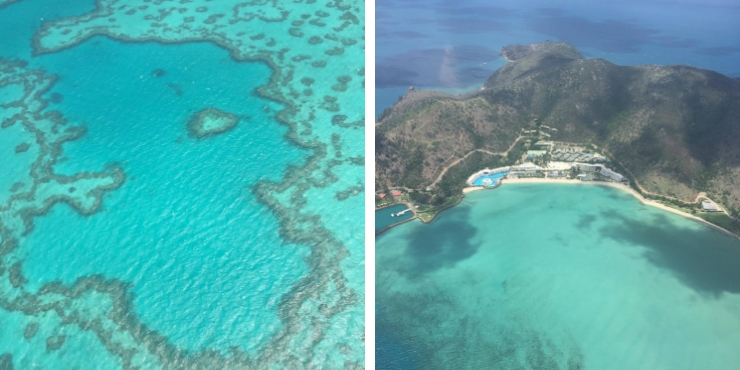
465;178;739;241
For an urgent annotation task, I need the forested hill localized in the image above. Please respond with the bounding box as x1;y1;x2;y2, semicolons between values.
376;41;740;218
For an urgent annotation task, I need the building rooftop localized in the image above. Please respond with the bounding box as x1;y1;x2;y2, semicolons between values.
701;200;721;211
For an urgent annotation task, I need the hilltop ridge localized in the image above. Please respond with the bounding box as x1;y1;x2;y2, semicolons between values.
485;41;584;88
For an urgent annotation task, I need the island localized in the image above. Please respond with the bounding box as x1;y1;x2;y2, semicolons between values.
376;41;740;237
186;107;239;139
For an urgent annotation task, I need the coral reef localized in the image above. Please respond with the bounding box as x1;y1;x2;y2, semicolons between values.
186;107;239;139
0;0;364;368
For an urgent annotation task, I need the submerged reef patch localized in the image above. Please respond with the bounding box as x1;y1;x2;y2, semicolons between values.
49;92;63;103
0;354;12;370
186;107;239;139
0;0;19;8
23;322;39;339
45;335;67;351
13;143;29;153
0;58;129;366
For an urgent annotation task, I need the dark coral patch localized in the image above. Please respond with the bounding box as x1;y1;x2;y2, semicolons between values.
325;47;344;56
49;92;63;103
14;143;30;153
46;335;67;351
291;55;311;62
0;354;12;370
24;322;39;340
186;108;239;139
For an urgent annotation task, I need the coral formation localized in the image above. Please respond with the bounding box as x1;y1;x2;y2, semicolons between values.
186;107;239;139
0;0;364;368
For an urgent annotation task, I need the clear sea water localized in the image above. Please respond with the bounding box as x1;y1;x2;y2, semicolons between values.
376;184;740;369
0;0;363;367
376;0;740;117
21;36;308;352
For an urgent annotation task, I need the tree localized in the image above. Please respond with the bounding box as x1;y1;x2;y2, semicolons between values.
431;195;445;206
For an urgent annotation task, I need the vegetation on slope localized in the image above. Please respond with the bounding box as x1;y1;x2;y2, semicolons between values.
376;41;740;231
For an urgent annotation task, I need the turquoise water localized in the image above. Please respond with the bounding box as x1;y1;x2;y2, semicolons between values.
472;172;508;187
377;184;740;369
0;0;363;367
376;204;416;233
20;38;309;353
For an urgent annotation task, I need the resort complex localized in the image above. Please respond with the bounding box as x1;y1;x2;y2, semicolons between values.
468;142;627;188
376;137;738;239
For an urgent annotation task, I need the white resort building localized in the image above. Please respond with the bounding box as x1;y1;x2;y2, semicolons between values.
599;167;625;182
574;163;625;182
702;200;723;212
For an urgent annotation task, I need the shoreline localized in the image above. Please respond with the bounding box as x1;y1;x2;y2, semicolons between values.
378;178;739;241
481;178;740;241
375;201;414;212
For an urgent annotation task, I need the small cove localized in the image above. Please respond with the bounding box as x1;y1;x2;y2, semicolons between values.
376;204;416;233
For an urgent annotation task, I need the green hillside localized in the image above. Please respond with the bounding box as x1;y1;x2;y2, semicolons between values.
376;41;740;229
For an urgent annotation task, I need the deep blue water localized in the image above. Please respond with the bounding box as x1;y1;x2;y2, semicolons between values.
376;314;421;370
376;0;740;117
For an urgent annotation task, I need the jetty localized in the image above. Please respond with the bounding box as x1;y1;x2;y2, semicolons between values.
391;208;411;217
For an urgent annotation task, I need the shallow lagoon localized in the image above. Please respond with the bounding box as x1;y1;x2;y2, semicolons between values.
376;183;740;369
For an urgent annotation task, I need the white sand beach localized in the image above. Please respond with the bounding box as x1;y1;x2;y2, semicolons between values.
462;186;485;194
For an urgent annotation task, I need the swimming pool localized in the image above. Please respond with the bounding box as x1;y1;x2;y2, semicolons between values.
472;172;508;187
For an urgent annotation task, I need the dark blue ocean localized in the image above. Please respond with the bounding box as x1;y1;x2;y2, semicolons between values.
376;0;740;117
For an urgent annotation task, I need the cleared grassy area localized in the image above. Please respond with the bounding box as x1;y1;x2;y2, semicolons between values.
413;195;463;223
417;213;434;222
